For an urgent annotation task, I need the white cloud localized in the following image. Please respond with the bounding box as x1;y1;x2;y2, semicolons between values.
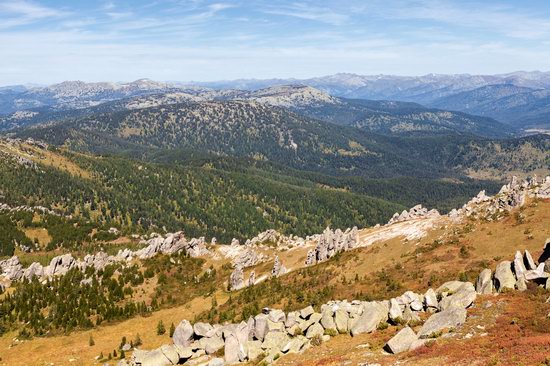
263;3;349;25
0;0;68;28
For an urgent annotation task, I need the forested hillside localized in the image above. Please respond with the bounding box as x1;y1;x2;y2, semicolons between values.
15;101;550;180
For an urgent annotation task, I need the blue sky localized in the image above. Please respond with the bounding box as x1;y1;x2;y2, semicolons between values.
1;0;550;85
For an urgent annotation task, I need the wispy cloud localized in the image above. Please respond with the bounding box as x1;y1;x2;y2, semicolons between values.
0;0;68;28
263;3;349;26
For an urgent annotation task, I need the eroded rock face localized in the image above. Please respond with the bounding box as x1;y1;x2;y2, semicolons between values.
271;256;287;278
229;266;244;291
306;226;358;265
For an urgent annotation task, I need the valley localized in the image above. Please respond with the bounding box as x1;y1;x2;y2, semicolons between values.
0;74;549;366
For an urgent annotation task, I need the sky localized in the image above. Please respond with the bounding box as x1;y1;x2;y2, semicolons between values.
2;0;550;85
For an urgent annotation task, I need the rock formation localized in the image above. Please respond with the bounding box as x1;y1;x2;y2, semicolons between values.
305;226;358;265
387;204;440;225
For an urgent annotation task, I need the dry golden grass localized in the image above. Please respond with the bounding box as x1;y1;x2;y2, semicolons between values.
1;199;548;365
0;141;92;179
23;228;52;248
0;292;229;366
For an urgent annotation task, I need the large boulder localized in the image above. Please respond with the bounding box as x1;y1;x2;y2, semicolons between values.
494;261;516;292
194;322;214;337
131;349;172;366
476;269;493;294
388;298;403;322
320;309;337;332
385;326;418;354
305;322;324;339
513;251;527;279
524;250;537;270
201;336;225;355
418;308;467;339
334;309;349;333
424;288;438;310
439;282;476;311
173;320;194;347
350;302;388;336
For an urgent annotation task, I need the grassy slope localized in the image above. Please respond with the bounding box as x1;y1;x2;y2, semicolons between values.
1;198;548;365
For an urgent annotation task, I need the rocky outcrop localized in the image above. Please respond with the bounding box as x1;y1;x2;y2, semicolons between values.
387;204;440;225
244;230;306;249
135;232;209;259
271;256;287;278
229;266;244;291
450;176;550;222
305;227;358;265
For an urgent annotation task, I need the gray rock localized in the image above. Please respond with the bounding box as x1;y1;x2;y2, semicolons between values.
173;320;194;348
194;322;214;337
524;263;549;281
281;336;308;353
538;238;550;264
247;340;263;361
305;322;324;339
418;308;467;338
524;250;537;270
350;302;388;336
436;281;469;294
516;276;528;291
388;298;403;322
402;306;421;324
494;261;516;291
334;309;349;333
284;311;298;328
224;334;240;365
229;266;244;291
424;288;438;309
271;256;287;278
160;344;180;364
476;269;493;294
320;309;337;331
300;305;314;319
267;309;286;323
439;282;476;311
298;312;322;332
208;358;225;366
385;326;418;354
253;314;268;341
202;336;224;355
261;331;290;353
131;349;172;366
513;251;527;279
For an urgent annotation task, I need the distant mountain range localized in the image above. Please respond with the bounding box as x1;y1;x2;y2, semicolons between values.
0;84;514;138
3;72;550;130
188;71;550;130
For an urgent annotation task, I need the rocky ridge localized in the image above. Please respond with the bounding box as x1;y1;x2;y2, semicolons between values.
127;239;550;366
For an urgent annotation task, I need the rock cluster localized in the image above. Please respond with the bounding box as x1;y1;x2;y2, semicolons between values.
449;175;550;221
387;204;440;225
132;278;477;365
244;230;306;249
305;227;358;265
134;232;209;259
483;245;550;293
0;231;210;286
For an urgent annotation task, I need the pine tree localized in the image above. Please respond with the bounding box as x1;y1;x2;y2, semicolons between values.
169;322;175;337
89;334;95;346
157;320;166;335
